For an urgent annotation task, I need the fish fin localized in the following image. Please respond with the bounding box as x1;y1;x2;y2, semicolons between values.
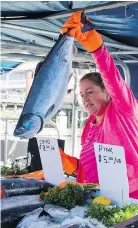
68;72;73;83
24;62;44;102
73;44;77;55
39;209;52;218
45;104;55;118
34;61;44;78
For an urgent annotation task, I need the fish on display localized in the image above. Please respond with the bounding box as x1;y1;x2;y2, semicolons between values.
17;205;69;228
17;206;106;228
1;177;53;197
14;34;75;139
1;195;45;228
43;204;69;219
16;208;50;228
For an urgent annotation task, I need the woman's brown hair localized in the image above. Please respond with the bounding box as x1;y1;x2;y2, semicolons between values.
80;72;105;90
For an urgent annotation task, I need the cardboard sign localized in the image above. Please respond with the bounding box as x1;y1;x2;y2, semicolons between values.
37;137;65;186
94;143;130;206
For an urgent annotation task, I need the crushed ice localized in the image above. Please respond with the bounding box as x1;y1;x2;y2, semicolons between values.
17;205;106;228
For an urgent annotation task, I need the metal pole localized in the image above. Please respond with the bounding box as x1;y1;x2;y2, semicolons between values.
1;40;138;63
1;40;51;53
1;32;21;42
1;23;59;37
2;39;138;55
1;54;43;61
1;32;55;46
111;51;138;55
105;42;138;51
49;121;60;139
43;1;136;19
2;51;138;64
123;60;138;63
1;1;135;21
71;70;78;156
2;32;138;52
4;119;8;165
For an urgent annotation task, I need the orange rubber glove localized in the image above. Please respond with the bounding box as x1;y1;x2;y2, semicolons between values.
59;148;78;175
60;11;103;53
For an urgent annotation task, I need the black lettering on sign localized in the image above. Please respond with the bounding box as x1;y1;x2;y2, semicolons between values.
103;156;108;163
98;155;122;164
45;139;50;144
109;157;113;161
51;146;55;150
42;144;46;151
99;145;103;152
98;154;102;162
118;159;121;163
38;139;52;151
98;145;113;153
114;157;122;164
107;147;113;153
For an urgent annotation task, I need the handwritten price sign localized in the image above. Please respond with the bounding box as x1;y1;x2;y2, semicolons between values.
94;143;130;206
97;144;124;165
38;139;55;151
37;137;65;186
98;155;121;165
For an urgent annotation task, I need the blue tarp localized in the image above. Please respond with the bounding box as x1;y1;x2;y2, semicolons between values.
1;1;138;46
118;64;138;98
1;1;138;97
0;61;21;72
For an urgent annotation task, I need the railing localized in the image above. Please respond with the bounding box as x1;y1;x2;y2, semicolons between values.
0;79;27;89
1;117;60;165
0;93;25;103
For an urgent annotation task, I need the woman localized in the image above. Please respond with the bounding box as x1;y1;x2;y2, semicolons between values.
59;11;138;195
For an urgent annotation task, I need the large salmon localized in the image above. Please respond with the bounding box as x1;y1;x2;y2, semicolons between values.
14;34;75;139
13;12;94;139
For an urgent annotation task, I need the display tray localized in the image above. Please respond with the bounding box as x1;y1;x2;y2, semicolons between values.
113;215;138;228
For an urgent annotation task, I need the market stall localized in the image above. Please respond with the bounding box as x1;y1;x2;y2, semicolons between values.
1;1;138;227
